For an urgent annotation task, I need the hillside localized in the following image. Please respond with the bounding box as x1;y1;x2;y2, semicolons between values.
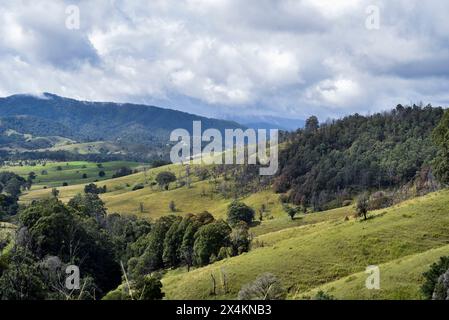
161;190;449;299
0;93;243;159
16;159;449;300
275;105;444;210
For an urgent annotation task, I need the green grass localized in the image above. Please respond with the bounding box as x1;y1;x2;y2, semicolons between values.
161;190;449;300
300;244;449;300
1;161;142;189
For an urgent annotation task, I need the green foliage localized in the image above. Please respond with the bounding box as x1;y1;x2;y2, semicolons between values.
193;220;232;266
84;183;107;194
275;105;443;209
283;204;301;220
432;109;449;184
356;193;369;220
0;195;18;218
133;275;165;300
17;198;121;296
129;215;178;277
68;193;107;223
227;201;255;226
313;290;335;300
112;167;133;179
156;171;177;190
422;256;449;300
230;222;251;255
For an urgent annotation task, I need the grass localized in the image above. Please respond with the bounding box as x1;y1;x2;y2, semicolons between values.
1;161;142;189
161;190;449;300
299;244;449;300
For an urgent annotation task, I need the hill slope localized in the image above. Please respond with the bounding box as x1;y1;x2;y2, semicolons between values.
0;93;243;148
161;190;449;300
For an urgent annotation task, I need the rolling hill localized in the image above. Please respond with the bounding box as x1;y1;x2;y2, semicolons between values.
15;160;449;300
0;93;244;157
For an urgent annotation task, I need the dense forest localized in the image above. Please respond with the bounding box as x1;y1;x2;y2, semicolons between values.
274;104;444;210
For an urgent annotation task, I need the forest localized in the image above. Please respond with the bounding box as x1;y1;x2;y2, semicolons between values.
274;104;444;210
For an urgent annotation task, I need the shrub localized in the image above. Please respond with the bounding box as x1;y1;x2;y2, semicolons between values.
132;184;145;191
238;273;286;300
227;201;255;226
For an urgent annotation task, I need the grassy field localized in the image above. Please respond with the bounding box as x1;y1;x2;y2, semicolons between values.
300;244;449;300
161;190;449;300
1;161;142;189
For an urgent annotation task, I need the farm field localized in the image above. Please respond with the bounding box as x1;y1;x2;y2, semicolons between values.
1;161;143;189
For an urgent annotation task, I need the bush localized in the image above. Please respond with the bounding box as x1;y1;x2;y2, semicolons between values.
238;273;286;300
132;184;145;191
156;172;177;190
227;201;255;226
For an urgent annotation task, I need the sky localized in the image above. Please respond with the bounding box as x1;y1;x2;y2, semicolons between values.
1;0;449;120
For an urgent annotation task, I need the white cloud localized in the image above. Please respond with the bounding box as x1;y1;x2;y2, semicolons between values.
0;0;449;120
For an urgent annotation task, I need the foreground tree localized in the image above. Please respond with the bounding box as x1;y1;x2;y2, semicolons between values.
422;256;449;300
238;273;286;300
193;220;232;266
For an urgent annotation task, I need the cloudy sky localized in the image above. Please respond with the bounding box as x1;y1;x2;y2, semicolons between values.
1;0;449;120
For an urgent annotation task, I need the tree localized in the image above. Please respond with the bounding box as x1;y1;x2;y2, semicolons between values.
133;275;165;300
283;204;300;220
156;172;177;190
129;216;178;277
422;256;449;299
193;220;232;266
169;201;176;212
19;198;121;296
227;201;255;226
305;116;319;133
4;178;23;198
84;183;106;194
162;218;182;267
112;167;133;179
432;109;449;184
68;193;107;223
0;194;19;217
238;273;286;300
99;171;106;178
0;247;47;300
356;193;369;220
51;188;59;198
230;222;251;256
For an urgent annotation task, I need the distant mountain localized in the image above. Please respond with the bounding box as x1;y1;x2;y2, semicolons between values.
222;114;304;131
0;93;243;148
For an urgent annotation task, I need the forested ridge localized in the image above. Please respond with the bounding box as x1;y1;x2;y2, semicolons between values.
274;104;444;209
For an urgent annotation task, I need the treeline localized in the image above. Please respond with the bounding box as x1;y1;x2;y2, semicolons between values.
0;149;169;164
0;188;253;300
274;104;444;210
